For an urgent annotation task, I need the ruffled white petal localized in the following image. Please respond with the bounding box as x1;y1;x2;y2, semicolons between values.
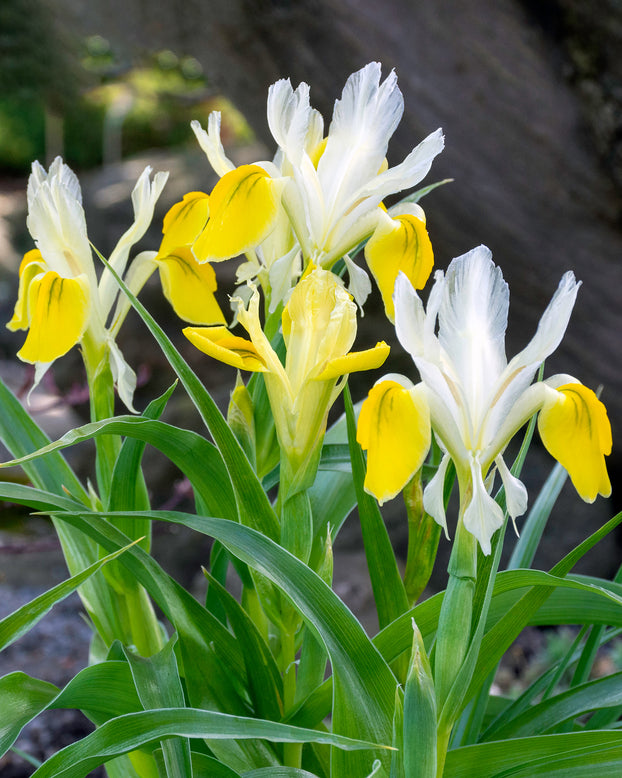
344;253;372;311
191;115;236;177
495;454;528;532
267;79;315;166
108;338;137;413
27;163;93;282
354;127;444;204
462;454;504;555
438;246;508;424
268;246;301;312
100;167;168;318
317;63;404;221
507;271;580;374
423;452;451;538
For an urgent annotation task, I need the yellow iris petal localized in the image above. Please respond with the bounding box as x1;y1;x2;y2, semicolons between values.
7;249;46;331
357;380;431;504
156;247;226;325
159;191;210;258
538;383;612;501
192;165;283;262
183;326;268;372
365;213;434;321
17;270;90;364
316;341;390;380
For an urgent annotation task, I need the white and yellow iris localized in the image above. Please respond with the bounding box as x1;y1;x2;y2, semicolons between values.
357;246;611;555
184;267;390;488
7;157;168;409
188;62;443;312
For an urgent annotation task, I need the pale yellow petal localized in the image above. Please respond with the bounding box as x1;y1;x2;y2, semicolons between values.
183;326;268;372
17;271;90;364
365;213;434;321
156;247;226;325
316;341;390;380
7;249;46;331
158;191;210;258
192;165;284;262
357;379;431;504
538;382;612;501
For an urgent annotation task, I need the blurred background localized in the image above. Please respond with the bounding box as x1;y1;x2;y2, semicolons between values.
1;0;622;769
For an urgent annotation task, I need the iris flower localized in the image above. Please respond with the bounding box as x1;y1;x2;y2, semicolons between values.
184;267;389;489
7;157;167;409
357;246;611;554
188;62;443;309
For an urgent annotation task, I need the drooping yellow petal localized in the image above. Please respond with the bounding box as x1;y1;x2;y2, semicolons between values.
17;270;90;364
7;249;47;331
156;247;226;325
365;212;434;322
316;341;390;380
357;380;431;504
538;383;612;501
183;326;268;372
192;165;284;262
158;191;210;258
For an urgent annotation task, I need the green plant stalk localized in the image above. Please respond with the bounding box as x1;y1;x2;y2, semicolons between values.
81;331;120;509
403;471;442;606
81;331;163;657
434;503;477;776
281;619;303;769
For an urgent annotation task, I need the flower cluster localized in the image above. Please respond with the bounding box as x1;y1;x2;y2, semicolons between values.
358;246;611;554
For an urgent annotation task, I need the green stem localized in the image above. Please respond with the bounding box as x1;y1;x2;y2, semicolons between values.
281;618;302;768
81;331;120;508
434;511;477;713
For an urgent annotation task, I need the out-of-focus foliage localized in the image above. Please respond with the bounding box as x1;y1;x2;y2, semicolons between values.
0;2;252;173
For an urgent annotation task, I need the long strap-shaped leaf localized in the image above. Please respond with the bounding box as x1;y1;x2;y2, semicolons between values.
94;252;279;540
28;708;383;778
52;509;397;776
1;416;237;521
443;731;622;778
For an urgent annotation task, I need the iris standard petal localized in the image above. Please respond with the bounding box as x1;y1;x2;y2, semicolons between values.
365;211;434;321
17;270;90;364
357;379;431;504
192;165;285;262
538;383;612;501
183;326;268;372
158;192;210;258
156;247;226;325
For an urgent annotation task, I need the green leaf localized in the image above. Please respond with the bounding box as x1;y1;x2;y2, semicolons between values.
482;671;622;740
243;770;320;777
0;673;58;756
48;512;249;714
403;622;436;778
29;708;385;778
190;752;242;777
124;637;192;778
343;385;408;630
0;416;237;522
94;250;279;541
52;509;397;775
202;569;283;722
0;375;88;502
50;661;142;725
508;463;567;570
109;382;178;544
0;540;140;651
443;732;622;778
